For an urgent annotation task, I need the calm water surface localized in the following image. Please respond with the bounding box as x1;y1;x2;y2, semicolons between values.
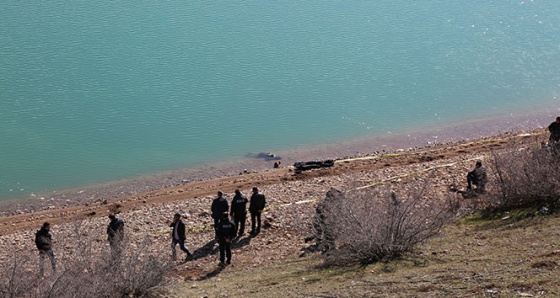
1;1;559;200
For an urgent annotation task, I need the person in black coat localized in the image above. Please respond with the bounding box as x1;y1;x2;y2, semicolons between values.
107;214;125;258
467;161;488;193
35;222;56;275
169;213;193;261
216;212;236;267
548;116;560;143
230;189;248;237
249;187;266;236
211;190;229;239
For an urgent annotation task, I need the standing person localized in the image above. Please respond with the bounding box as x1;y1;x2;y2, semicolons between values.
467;161;488;193
548;116;560;143
35;222;56;276
107;214;125;258
211;191;229;239
169;213;194;261
216;212;236;267
230;189;248;238
249;187;266;236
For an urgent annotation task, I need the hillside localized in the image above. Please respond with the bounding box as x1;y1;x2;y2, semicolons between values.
167;212;560;297
1;129;557;297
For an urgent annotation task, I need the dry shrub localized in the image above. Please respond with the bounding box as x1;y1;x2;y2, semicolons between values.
0;220;171;298
313;183;455;265
38;239;170;298
490;143;560;212
0;252;41;298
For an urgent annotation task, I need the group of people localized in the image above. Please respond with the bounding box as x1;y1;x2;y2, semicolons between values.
463;116;560;194
209;187;266;266
33;117;560;274
35;187;267;274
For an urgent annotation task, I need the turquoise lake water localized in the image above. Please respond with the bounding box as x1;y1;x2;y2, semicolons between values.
1;1;559;201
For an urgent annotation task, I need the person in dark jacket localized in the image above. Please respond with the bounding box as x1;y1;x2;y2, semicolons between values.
169;213;193;261
548;116;560;143
216;212;236;267
107;214;125;258
249;187;266;236
35;222;56;275
211;191;229;239
230;189;248;237
467;161;488;193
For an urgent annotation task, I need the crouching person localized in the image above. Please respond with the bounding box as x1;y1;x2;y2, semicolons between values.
467;161;488;193
35;222;56;276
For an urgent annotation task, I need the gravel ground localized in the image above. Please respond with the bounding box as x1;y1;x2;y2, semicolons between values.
0;129;547;282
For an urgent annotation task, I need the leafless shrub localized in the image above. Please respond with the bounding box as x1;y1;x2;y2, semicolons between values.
490;143;560;212
38;239;170;298
0;219;172;298
109;239;171;297
312;183;455;265
0;252;41;298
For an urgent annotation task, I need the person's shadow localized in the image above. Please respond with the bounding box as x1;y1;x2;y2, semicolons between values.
232;235;252;248
190;239;218;260
197;265;225;280
190;235;252;259
192;236;252;281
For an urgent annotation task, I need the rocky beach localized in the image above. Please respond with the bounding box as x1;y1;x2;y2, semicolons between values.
3;2;560;295
0;128;548;285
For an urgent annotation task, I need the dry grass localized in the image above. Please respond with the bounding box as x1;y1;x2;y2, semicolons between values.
168;213;560;297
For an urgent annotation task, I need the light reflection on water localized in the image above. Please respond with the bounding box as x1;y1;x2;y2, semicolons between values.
1;1;559;200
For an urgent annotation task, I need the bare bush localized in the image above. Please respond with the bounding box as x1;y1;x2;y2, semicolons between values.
0;252;41;298
490;143;560;211
37;240;170;297
312;183;455;265
0;219;172;298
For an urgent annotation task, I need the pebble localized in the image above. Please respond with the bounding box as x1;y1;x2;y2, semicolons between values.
0;145;491;280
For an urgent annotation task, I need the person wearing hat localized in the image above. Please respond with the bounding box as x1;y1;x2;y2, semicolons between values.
211;191;229;239
249;187;266;236
170;213;193;261
216;212;236;267
107;214;125;259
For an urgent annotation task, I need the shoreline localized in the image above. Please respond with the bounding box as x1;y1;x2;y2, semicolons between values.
0;125;553;286
0;108;556;216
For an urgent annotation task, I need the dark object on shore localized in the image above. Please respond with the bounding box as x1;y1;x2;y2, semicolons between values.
246;152;282;161
293;160;335;174
449;183;478;198
459;189;478;198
